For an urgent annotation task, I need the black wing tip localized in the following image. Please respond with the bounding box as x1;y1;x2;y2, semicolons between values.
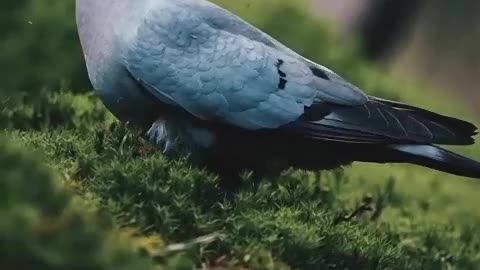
432;119;477;145
447;117;478;134
435;122;477;145
371;97;479;145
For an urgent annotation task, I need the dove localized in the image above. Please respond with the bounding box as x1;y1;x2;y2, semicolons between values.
76;0;480;184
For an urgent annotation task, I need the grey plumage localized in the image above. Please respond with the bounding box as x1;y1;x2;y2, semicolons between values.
76;0;480;181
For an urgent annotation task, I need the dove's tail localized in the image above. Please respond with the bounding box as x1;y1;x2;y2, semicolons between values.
380;144;480;179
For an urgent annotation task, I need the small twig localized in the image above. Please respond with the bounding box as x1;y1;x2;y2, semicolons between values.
151;232;223;258
334;196;373;225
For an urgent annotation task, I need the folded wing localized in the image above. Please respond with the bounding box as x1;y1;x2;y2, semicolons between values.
123;1;366;130
123;0;477;147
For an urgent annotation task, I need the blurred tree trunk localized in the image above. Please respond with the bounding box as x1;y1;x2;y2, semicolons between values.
311;0;480;113
310;0;423;61
390;0;480;112
356;0;422;60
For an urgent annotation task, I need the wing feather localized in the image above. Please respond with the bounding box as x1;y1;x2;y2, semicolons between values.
286;100;476;145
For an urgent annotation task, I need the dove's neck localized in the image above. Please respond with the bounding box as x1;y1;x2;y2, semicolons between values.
75;0;161;126
76;0;142;64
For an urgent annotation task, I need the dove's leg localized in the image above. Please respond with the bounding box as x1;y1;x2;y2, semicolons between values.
146;115;217;159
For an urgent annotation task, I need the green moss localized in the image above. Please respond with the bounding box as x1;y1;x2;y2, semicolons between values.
6;120;479;269
0;134;205;270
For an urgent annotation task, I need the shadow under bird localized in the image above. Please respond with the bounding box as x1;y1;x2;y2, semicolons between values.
76;0;480;184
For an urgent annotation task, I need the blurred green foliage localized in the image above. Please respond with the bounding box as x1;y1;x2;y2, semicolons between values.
0;92;114;130
2;0;480;269
0;139;175;270
0;0;88;95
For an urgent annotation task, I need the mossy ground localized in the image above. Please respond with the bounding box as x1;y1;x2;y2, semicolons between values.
2;1;480;269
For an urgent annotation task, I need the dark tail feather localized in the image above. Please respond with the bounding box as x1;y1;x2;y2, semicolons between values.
387;144;480;179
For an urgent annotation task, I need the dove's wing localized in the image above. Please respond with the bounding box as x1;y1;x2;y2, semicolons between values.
123;0;476;145
178;0;341;77
123;0;367;130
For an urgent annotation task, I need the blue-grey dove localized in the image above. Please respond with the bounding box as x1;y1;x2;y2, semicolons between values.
76;0;480;184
